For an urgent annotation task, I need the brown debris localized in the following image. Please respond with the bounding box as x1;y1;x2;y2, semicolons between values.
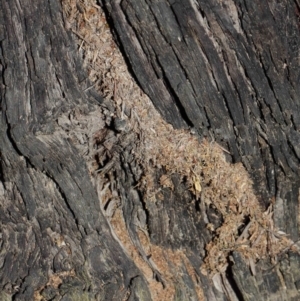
34;269;76;301
60;0;298;298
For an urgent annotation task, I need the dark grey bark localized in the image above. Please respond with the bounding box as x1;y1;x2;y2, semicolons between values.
0;0;150;300
99;0;300;300
1;0;300;300
101;0;300;205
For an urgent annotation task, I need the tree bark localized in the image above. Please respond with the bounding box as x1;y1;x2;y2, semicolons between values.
0;0;151;300
1;0;300;300
99;0;300;299
101;0;300;204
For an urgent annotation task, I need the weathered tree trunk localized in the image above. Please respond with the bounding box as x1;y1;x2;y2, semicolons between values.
101;0;300;205
0;0;151;300
1;0;300;300
99;0;300;300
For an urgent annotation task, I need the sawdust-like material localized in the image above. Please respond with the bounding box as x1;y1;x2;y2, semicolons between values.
101;190;203;300
34;269;76;301
110;208;175;301
61;0;298;295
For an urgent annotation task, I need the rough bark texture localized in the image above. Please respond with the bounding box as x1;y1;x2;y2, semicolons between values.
99;0;300;300
0;0;150;300
101;0;300;205
1;0;300;300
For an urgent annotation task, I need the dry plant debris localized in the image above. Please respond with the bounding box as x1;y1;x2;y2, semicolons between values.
34;269;76;301
60;0;298;298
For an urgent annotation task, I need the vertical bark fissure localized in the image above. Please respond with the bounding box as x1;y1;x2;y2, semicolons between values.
0;0;154;299
100;0;300;299
2;0;300;299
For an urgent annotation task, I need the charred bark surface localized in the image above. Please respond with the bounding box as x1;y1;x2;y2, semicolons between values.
0;0;150;300
99;0;300;300
101;0;300;202
1;0;300;300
